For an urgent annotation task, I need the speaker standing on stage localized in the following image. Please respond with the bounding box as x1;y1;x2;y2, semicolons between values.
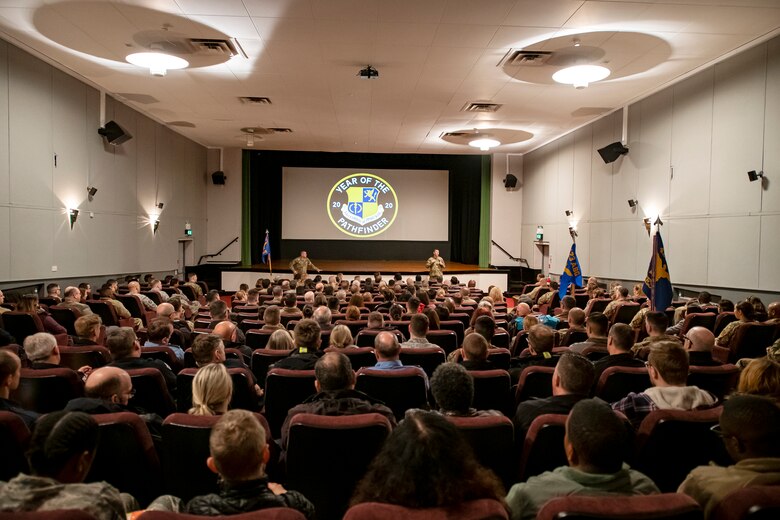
426;249;446;280
290;251;320;279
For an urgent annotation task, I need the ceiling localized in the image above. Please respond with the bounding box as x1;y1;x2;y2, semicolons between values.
0;0;779;154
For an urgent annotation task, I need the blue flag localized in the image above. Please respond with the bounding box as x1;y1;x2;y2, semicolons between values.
643;230;673;311
261;230;271;264
559;243;583;299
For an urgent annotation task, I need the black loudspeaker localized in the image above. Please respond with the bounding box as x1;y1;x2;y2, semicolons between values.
598;142;629;164
98;120;132;145
504;174;518;189
211;171;226;185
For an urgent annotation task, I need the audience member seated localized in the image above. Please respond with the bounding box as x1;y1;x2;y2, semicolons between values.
213;321;251;361
373;331;406;370
144;318;184;361
261;305;285;332
527;278;550;303
191;334;246;371
281;351;396;449
513;352;594;443
603;286;631;321
592;324;645;385
127;281;157;311
0;289;9;315
510;303;532;329
0;410;136;519
157;301;193;345
430;362;501;417
148;279;169;303
457;333;495;371
270;319;322;370
189;362;233;416
510;325;559;383
281;292;303;319
350;410;506;510
107;326;176;396
60;286;93;316
0;350;39;429
16;293;66;335
24;332;91;378
678;394;780;517
506;399;659;520
569;313;609;355
329;324;355;349
631;311;682;360
612;342;717;429
183;272;203;299
400;314;436;349
685;327;721;366
716;300;757;351
557;296;576;322
210;301;246;342
267;329;295;351
72;314;102;346
736;357;780;401
766;301;780;324
312;306;332;332
45;283;62;303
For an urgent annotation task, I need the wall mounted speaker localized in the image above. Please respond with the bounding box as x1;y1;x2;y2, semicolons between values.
503;173;518;189
597;142;629;164
98;120;132;145
211;171;226;185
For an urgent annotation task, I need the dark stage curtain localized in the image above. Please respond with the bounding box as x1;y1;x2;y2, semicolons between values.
247;151;482;265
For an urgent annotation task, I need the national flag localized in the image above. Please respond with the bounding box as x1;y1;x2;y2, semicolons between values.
643;230;673;311
559;243;583;299
261;230;271;264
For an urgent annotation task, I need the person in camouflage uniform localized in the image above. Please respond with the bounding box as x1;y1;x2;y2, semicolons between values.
426;249;446;280
289;251;319;279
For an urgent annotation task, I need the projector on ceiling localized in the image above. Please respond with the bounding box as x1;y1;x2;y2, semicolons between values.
358;65;379;80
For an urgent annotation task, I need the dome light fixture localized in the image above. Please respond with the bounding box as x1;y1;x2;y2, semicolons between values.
469;138;500;151
126;52;189;77
552;64;610;89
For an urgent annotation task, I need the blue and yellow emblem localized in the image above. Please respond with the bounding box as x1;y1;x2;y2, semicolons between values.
327;173;398;237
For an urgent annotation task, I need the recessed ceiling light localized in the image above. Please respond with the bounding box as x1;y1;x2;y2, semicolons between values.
552;65;610;89
126;52;189;77
469;138;500;151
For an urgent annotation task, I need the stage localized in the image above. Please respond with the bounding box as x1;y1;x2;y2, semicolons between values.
218;260;510;292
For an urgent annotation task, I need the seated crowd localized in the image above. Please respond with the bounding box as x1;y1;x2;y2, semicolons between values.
0;272;778;519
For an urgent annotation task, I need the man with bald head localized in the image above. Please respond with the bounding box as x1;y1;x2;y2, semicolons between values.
156;302;193;348
65;366;135;414
127;281;157;311
684;326;721;366
61;286;93;316
511;302;532;330
213;320;252;363
767;301;780;324
373;331;405;370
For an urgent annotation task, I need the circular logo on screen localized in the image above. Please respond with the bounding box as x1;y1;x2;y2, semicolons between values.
327;173;398;238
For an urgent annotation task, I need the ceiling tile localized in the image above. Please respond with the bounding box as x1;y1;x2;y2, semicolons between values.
242;0;313;18
377;0;446;23
174;0;248;16
309;0;379;21
503;0;584;28
187;15;260;39
432;24;499;48
441;0;517;25
376;22;437;47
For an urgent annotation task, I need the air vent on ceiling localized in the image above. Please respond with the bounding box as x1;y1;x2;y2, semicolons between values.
462;102;502;113
268;127;293;133
498;49;553;67
188;38;240;57
239;96;272;105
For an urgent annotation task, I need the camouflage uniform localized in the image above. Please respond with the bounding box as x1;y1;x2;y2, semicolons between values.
289;256;319;277
426;256;445;278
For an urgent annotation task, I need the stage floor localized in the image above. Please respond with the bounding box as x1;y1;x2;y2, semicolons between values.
225;260;498;275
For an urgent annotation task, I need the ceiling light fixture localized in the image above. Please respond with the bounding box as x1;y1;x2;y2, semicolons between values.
469;138;500;151
126;51;189;77
552;64;610;89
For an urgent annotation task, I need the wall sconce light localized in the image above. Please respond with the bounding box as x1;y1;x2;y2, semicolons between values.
627;199;638;209
69;209;79;229
643;218;651;237
568;226;578;240
565;210;573;217
153;219;160;234
654;216;663;226
747;170;764;182
87;186;98;201
157;202;164;210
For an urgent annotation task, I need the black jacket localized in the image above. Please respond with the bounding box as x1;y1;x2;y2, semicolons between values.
185;477;314;519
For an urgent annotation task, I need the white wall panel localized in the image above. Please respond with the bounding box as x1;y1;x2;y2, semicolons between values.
8;47;52;208
207;147;242;262
759;215;780;291
0;42;9;206
542;144;559;225
10;208;54;280
112;102;138;215
571;222;590;279
86;90;114;216
572;126;592;224
589;222;612;277
612;106;639;220
763;38;780;213
707;216;760;289
666;218;709;286
590;114;617;221
0;207;9;280
52;70;88;212
52;203;89;278
710;44;765;215
520;224;540;269
610;220;639;280
490;153;523;265
670;69;714;217
136;114;157;217
555;134;574;224
637;89;672;219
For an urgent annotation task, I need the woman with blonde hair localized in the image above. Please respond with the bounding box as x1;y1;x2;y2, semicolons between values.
737;357;780;401
329;324;355;349
189;363;233;416
17;293;66;335
488;286;504;306
267;329;294;351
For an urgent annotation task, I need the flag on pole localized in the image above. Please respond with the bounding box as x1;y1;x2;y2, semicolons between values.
643;230;673;311
261;229;271;269
559;243;583;299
